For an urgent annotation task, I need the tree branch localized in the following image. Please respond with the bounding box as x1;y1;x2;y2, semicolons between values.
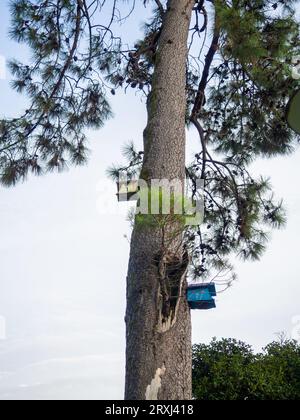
191;23;220;120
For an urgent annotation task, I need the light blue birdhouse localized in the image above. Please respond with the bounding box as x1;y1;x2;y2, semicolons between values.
187;283;216;310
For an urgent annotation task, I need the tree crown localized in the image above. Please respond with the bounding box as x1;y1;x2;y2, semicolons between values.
1;0;300;282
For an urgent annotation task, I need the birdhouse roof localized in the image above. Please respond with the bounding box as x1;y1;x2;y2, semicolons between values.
187;282;216;296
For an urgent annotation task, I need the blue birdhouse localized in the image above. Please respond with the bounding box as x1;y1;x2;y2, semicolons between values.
187;283;216;310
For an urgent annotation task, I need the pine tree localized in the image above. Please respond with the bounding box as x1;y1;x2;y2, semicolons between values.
1;0;299;400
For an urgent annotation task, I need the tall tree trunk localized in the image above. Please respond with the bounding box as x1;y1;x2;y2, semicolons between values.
125;0;195;400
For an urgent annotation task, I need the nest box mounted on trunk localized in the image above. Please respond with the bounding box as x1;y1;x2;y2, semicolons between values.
187;283;216;310
286;89;300;135
116;180;139;202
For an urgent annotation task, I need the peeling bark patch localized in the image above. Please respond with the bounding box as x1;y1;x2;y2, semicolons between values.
156;252;189;333
158;309;174;333
145;364;166;400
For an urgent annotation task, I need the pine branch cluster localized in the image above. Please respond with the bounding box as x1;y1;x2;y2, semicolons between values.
1;0;300;281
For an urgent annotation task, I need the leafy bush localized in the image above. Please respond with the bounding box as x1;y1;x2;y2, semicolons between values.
193;337;300;400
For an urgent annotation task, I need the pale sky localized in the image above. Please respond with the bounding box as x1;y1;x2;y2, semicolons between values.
0;1;299;400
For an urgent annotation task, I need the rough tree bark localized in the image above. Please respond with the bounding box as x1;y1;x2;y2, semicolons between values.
125;0;195;400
